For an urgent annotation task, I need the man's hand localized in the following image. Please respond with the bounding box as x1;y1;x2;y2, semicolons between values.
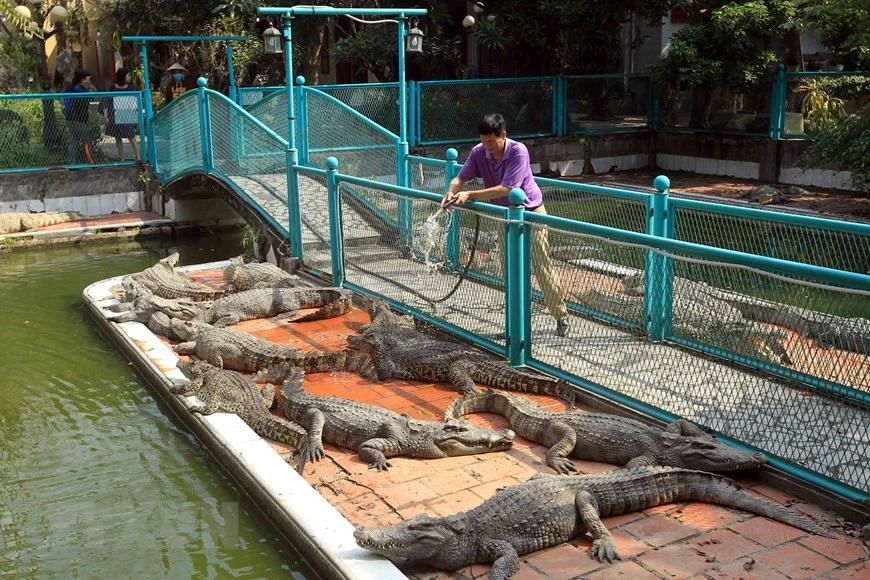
441;191;470;209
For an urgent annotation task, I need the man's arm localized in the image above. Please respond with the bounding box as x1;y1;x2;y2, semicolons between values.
443;177;509;207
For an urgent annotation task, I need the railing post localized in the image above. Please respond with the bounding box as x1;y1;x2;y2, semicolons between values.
644;175;672;341
226;41;238;105
196;78;213;173
138;40;157;168
649;82;660;131
444;148;460;271
505;187;530;366
325;157;344;286
295;76;308;166
769;63;785;139
553;76;563;137
408;80;417;147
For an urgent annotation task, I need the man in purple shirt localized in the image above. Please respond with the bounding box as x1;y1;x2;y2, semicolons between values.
441;113;570;337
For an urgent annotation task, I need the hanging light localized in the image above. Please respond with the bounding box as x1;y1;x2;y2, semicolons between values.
263;23;283;54
405;18;424;54
48;5;68;25
462;15;475;28
473;2;486;14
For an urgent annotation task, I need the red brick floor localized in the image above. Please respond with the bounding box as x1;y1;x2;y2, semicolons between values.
173;268;866;580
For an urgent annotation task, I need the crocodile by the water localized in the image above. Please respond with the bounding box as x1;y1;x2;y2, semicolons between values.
132;253;225;302
354;466;833;578
447;390;767;473
172;319;378;378
106;277;197;339
224;261;300;292
174;359;310;472
194;287;354;327
277;367;515;470
346;322;575;406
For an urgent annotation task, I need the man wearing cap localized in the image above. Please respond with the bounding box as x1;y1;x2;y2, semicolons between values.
65;69;93;164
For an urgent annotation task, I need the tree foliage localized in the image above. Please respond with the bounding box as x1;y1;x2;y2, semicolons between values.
800;0;870;70
801;105;870;190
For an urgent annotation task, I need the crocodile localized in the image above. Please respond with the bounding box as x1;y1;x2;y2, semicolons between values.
172;319;378;377
447;390;767;474
356;296;416;332
106;277;198;339
346;323;575;406
194;287;354;328
572;277;792;365
277;367;515;470
132;253;225;302
353;466;833;577
224;261;300;292
0;211;84;234
174;359;310;472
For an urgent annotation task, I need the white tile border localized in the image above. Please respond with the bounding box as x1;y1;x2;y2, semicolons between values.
82;267;404;580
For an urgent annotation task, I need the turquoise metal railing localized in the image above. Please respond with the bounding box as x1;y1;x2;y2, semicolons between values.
0;91;145;173
145;76;870;501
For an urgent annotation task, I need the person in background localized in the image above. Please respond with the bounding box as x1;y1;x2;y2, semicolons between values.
441;113;571;338
65;69;93;165
100;67;141;162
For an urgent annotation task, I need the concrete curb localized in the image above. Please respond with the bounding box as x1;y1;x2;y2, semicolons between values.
82;264;406;580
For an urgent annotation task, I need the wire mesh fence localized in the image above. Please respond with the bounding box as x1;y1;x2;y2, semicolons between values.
245;89;289;142
303;87;399;183
670;201;870;275
564;75;651;134
416;78;555;145
655;83;772;135
782;72;870;138
239;86;283;108
316;83;401;136
530;227;870;490
0;92;142;172
152;92;202;181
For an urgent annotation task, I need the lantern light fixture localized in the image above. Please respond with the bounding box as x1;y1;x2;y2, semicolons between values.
263;22;283;54
405;17;424;54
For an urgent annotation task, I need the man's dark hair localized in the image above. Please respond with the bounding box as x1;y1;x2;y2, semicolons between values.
477;113;506;136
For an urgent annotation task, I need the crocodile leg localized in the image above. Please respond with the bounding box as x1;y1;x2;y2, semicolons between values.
667;418;709;437
175;341;197;355
302;407;326;462
625;454;658;469
357;439;393;471
212;314;241;328
544;421;579;474
576;490;621;563
447;361;478;394
260;384;276;409
480;539;521;580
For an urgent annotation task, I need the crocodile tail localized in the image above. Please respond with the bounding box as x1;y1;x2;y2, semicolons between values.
475;363;575;407
295;289;354;322
279;366;306;393
445;390;499;419
684;470;834;538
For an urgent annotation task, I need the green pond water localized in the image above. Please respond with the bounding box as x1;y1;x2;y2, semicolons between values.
0;233;315;578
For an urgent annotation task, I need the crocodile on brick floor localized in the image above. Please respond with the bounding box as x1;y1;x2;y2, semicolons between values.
192;287;354;328
171;319;378;379
223;261;300;292
276;367;515;471
447;390;767;474
131;253;225;302
346;317;575;406
354;466;834;579
174;359;310;472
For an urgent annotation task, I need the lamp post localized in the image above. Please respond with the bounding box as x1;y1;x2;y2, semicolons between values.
258;6;428;261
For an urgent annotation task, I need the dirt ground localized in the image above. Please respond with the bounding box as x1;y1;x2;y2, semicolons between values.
566;169;870;221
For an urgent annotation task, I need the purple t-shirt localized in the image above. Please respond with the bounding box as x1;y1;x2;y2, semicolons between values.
457;138;543;208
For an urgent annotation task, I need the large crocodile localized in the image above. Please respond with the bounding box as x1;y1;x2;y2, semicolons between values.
172;319;378;378
132;253;225;302
0;211;84;234
354;466;833;578
346;322;575;406
224;261;300;292
447;390;767;473
174;359;310;472
193;287;354;327
277;367;515;470
106;277;197;339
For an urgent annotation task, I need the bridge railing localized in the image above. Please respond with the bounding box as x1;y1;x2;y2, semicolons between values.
0;90;144;174
146;78;870;501
314;156;869;501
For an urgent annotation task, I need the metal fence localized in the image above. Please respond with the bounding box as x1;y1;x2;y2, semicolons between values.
0;91;144;173
77;80;870;500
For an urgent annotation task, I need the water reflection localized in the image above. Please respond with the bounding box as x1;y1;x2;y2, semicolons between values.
0;232;313;578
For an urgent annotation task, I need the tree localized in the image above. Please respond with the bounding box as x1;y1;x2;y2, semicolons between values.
800;104;870;190
649;1;802;128
800;0;870;70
